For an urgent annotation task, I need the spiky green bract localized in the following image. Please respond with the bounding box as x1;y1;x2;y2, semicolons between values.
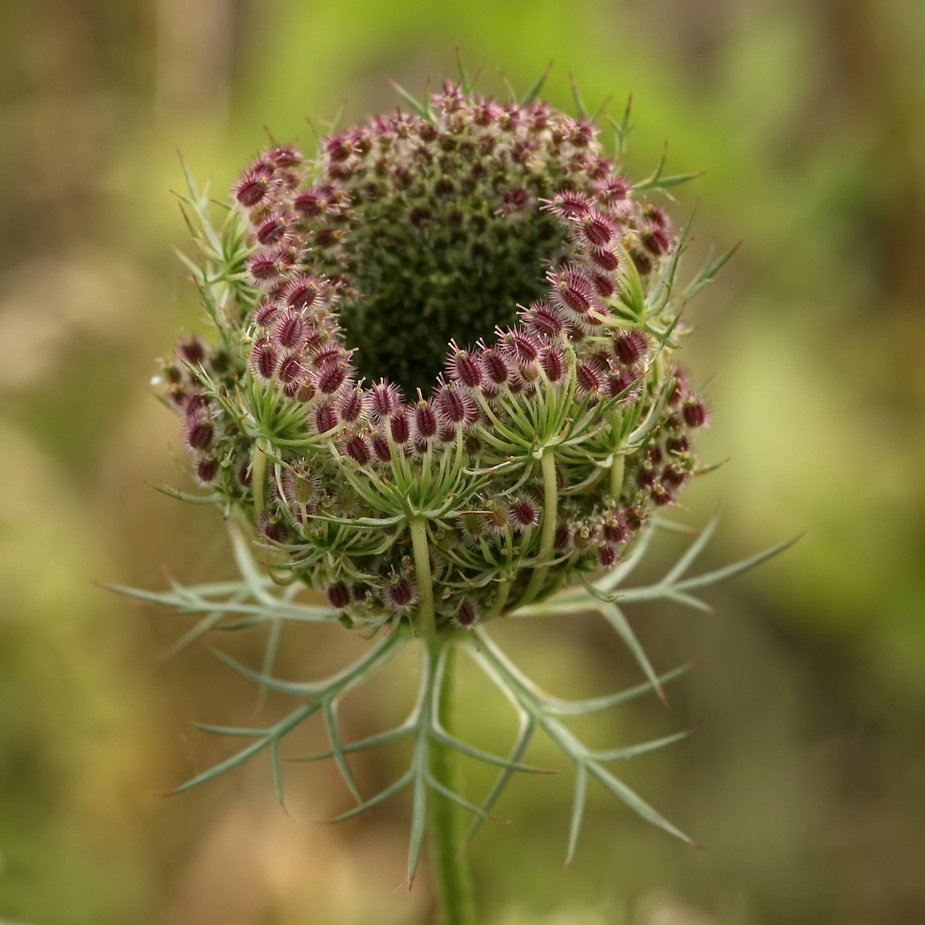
112;515;797;877
159;79;714;639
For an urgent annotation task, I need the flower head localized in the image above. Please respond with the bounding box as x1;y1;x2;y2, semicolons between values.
161;77;709;638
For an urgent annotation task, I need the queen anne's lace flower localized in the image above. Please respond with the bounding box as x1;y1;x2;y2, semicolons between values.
161;79;710;638
124;73;793;888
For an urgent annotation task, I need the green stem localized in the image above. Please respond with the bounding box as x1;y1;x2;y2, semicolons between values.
410;518;436;638
515;447;559;609
429;638;476;925
610;452;625;499
251;437;269;517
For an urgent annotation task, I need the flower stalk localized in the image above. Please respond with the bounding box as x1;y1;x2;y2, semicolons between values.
516;447;559;609
411;518;437;639
428;638;476;925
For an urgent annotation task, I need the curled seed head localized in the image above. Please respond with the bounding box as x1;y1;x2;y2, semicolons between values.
165;77;711;635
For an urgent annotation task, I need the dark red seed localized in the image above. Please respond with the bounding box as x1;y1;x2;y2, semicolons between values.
326;583;351;610
481;349;509;385
372;435;391;462
578;210;614;247
294;188;326;217
278;355;302;383
314;404;337;434
598;546;617;568
178;336;206;365
541;347;564;382
185;419;213;451
447;344;483;388
273;311;304;349
512;498;539;528
498;326;541;363
344;435;371;465
682;399;708;428
284;275;320;309
455;600;478;627
387;578;416;610
437;386;471;425
256;215;287;245
522;301;563;337
613;330;648;366
390;410;410;444
369;380;402;418
254;300;278;327
196;457;218;482
338;388;367;423
589;248;620;271
317;361;349;394
250;339;278;380
577;361;603;394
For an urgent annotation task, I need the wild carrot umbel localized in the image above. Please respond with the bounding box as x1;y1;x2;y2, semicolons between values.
114;64;792;916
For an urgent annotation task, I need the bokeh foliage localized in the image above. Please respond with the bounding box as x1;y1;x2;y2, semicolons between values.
1;0;924;922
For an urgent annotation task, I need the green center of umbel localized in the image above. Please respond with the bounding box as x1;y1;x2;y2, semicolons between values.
311;124;581;396
339;186;566;395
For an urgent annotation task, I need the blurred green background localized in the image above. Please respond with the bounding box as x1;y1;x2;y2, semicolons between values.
2;0;924;922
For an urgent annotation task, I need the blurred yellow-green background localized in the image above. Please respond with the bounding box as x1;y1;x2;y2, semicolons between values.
2;1;924;923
